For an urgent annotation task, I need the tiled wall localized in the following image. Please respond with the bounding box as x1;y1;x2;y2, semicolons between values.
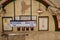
0;0;56;32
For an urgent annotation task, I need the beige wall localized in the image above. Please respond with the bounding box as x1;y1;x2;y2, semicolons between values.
0;0;55;32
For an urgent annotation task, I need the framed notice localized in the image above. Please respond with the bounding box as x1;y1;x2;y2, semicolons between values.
2;17;13;32
20;15;30;20
15;15;37;20
38;16;49;31
20;15;37;20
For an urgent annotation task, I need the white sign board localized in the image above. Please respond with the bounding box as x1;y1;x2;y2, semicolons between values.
10;20;36;27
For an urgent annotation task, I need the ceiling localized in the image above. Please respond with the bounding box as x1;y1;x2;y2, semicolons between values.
46;0;60;8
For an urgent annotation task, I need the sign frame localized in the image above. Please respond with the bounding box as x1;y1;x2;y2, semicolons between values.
2;17;13;32
38;16;49;31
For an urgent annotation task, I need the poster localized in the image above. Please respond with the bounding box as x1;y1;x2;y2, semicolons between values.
3;17;13;31
38;16;49;31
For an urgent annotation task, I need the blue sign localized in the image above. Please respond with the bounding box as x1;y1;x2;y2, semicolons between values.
10;20;36;27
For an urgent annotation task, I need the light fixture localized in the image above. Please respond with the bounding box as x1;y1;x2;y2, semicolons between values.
37;9;43;13
37;3;43;15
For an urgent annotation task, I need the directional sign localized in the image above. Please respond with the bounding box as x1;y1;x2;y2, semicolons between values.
10;20;36;27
